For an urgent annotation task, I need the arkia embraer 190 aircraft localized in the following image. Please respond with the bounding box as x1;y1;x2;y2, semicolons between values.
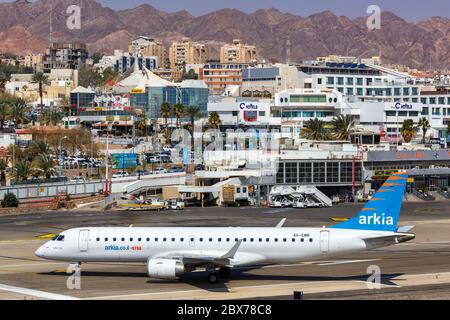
35;172;415;283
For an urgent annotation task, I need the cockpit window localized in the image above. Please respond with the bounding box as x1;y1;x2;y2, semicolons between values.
52;235;65;241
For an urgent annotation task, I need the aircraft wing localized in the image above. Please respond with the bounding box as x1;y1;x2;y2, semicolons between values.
151;240;266;267
361;233;415;249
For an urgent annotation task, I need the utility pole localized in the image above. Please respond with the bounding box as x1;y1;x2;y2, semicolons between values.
104;123;111;197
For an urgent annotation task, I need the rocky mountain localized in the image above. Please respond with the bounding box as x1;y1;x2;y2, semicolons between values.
0;0;449;69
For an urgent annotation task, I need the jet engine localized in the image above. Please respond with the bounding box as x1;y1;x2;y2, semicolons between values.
147;258;185;279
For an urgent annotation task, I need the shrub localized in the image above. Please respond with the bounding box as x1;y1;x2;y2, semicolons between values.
2;193;19;208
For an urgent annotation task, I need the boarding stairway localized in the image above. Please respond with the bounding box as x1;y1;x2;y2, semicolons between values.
294;185;333;207
119;172;186;195
270;185;333;207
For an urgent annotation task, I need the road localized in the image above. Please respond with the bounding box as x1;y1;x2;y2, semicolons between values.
0;201;449;300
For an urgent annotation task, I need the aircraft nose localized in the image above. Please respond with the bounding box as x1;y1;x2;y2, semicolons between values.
35;245;46;258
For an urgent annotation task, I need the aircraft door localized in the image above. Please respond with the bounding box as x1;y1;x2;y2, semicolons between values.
189;235;195;247
320;230;329;253
78;229;90;252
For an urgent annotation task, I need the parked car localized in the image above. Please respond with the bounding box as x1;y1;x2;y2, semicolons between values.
112;171;129;178
166;198;185;210
152;167;167;174
70;176;85;183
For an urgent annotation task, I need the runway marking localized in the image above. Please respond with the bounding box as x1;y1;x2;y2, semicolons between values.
317;259;380;266
0;239;42;244
90;271;450;300
0;283;79;300
0;262;67;269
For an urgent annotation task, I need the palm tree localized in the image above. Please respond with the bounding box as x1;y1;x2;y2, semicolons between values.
9;98;29;128
0;158;7;186
400;119;416;143
32;72;49;115
40;109;62;126
160;102;171;136
174;103;185;127
417;117;431;144
14;160;32;181
32;153;55;179
208;111;221;129
331;114;354;141
300;118;330;140
184;105;201;151
28;140;49;159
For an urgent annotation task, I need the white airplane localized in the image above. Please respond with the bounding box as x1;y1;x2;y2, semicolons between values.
35;172;415;284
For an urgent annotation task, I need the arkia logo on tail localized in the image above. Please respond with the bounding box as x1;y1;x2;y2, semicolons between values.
359;213;394;225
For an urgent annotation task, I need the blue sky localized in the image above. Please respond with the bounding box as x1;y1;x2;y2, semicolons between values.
3;0;449;21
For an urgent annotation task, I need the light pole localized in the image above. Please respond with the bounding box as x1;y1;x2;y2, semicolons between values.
58;136;69;177
104;123;112;197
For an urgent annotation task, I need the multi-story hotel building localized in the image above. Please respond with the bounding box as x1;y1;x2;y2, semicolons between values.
199;63;251;95
220;39;257;64
128;36;164;69
168;38;206;70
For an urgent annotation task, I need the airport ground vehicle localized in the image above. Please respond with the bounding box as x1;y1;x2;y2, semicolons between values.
303;199;324;208
269;195;293;207
35;173;415;284
291;196;305;208
119;197;166;211
221;185;250;207
166;198;185;210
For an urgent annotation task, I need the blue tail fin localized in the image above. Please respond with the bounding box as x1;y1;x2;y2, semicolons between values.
330;173;407;232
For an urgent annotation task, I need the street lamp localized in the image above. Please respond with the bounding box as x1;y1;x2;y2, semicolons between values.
58;136;69;177
104;122;112;197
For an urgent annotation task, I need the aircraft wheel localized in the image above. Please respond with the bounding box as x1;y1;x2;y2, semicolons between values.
219;267;231;278
207;272;220;284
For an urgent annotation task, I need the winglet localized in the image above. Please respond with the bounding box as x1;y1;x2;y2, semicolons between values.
221;239;242;259
276;218;287;228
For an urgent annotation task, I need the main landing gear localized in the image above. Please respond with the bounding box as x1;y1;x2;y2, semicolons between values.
207;267;231;284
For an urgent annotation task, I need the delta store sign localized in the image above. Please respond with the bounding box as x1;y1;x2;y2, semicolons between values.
386;102;422;111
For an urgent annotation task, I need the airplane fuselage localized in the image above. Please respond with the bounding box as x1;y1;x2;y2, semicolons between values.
35;227;395;266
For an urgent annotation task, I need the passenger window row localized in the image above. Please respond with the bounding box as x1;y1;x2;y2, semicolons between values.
95;237;313;243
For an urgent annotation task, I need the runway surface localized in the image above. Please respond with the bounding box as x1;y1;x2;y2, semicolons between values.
0;201;449;300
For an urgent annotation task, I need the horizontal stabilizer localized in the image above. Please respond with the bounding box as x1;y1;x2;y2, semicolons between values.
362;233;415;248
396;225;415;233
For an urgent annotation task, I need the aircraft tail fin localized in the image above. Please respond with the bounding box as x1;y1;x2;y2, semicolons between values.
330;172;408;232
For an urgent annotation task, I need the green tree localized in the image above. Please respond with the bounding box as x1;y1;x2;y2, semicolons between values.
0;93;12;132
28;140;49;159
401;119;416;143
160;102;172;136
180;69;198;81
32;72;49;115
208;111;221;129
417;117;431;144
32;153;55;179
301;118;330;140
330;114;354;141
9;97;29;128
91;52;104;64
174;103;185;127
13;160;32;181
40;109;63;126
184;105;201;151
2;193;19;208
